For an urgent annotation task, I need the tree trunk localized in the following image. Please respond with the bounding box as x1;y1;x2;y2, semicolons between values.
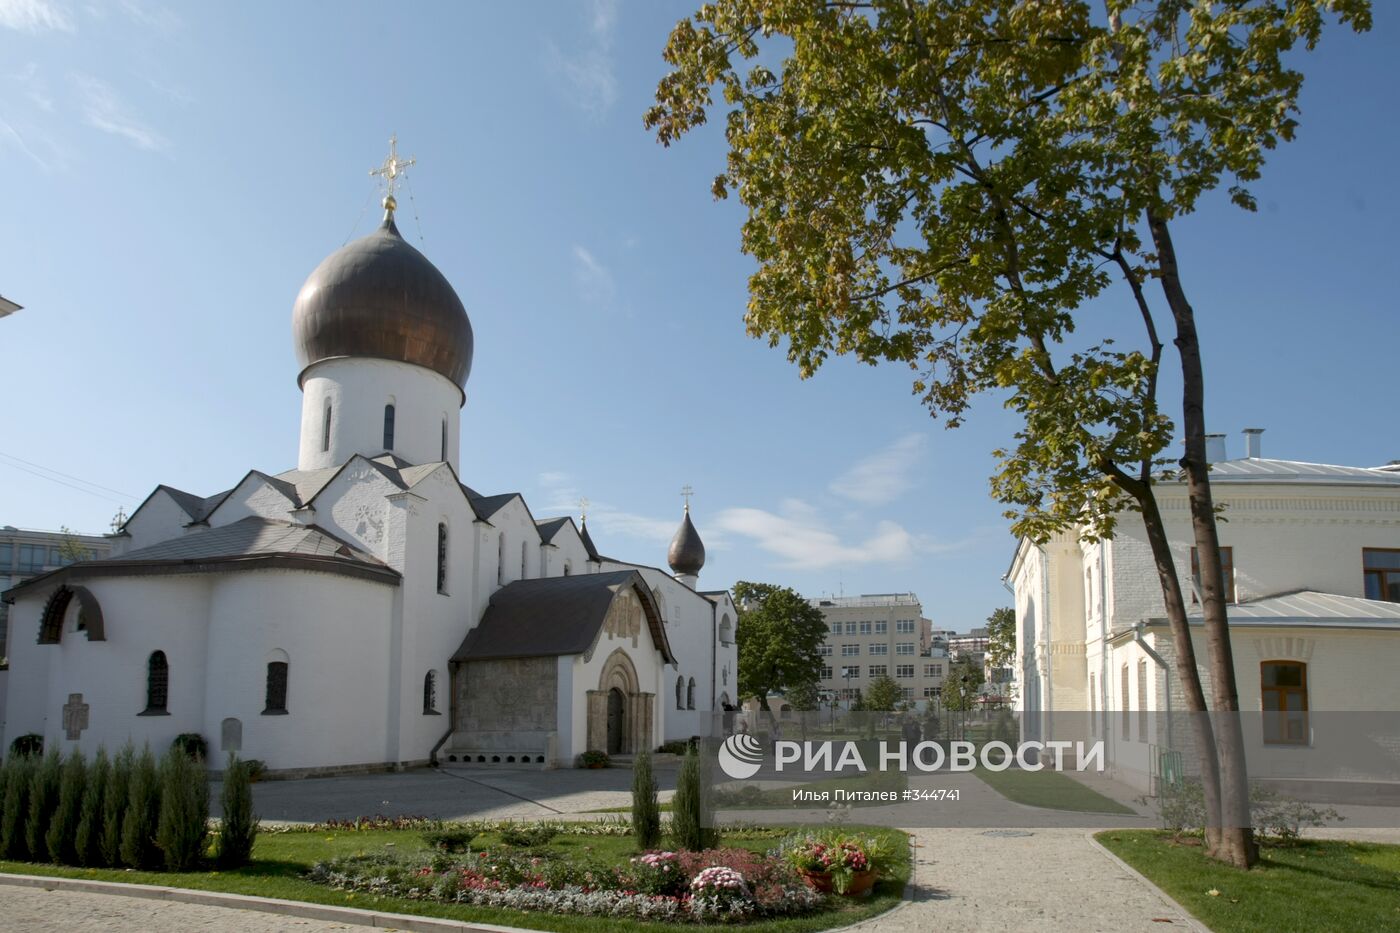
1131;485;1225;855
1147;207;1258;868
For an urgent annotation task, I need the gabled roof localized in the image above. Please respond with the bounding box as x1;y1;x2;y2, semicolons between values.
1193;458;1400;487
154;484;232;524
535;516;573;544
468;492;519;521
4;516;398;601
1146;589;1400;630
451;569;675;664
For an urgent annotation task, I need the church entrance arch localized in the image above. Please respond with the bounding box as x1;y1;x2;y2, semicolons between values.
586;649;654;756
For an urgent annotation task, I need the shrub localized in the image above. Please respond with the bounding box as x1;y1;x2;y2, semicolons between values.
1148;778;1345;843
46;750;87;865
25;749;62;862
120;745;162;869
656;739;694;755
74;747;109;866
631;748;661;850
421;827;475;853
101;745;134;867
170;733;208;762
156;745;209;871
0;754;35;860
670;747;716;852
242;759;266;782
497;822;560;847
217;753;259;868
577;750;610;768
8;734;43;759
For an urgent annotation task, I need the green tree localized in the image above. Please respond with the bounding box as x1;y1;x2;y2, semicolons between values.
46;750;86;865
941;658;986;713
216;754;259;869
733;582;825;719
670;746;717;852
631;748;662;850
864;675;903;713
74;747;108;867
100;745;134;867
57;527;92;563
120;745;161;869
156;745;209;871
985;608;1016;678
25;749;62;862
647;0;1369;868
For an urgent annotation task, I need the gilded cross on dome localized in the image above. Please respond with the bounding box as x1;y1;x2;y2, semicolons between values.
680;485;694;511
370;135;416;215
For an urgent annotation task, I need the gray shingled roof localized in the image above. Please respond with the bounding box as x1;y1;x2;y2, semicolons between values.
452;570;674;663
159;485;232;522
535;516;572;544
117;517;381;563
1159;589;1400;628
1191;458;1400;487
468;492;518;520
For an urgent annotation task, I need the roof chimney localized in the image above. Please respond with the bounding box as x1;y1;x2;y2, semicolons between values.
1243;427;1264;459
1205;433;1228;464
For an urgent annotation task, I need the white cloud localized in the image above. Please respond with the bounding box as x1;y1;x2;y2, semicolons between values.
118;0;178;34
72;73;166;151
828;432;928;505
535;470;677;548
545;0;618;117
0;0;75;32
571;245;616;306
717;500;920;570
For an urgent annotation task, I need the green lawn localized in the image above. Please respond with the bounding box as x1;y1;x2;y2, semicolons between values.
972;766;1137;814
0;824;911;933
1097;830;1400;933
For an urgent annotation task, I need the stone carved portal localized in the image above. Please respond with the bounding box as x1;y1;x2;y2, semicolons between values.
586;648;653;756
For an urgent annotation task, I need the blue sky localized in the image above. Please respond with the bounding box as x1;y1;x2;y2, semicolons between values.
1;1;1396;633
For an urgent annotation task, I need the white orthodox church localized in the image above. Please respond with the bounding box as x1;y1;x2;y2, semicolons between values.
2;171;739;775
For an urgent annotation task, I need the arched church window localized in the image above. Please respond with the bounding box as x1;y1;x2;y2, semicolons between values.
322;403;333;453
264;660;289;714
687;677;697;710
144;651;169;714
675;676;685;710
423;671;439;714
521;540;528;580
719;614;733;645
383;403;396;451
497;534;506;586
441;418;448;462
437;523;449;594
563;561;572;576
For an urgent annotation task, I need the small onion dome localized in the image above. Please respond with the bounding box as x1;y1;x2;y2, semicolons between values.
292;214;474;392
667;507;705;576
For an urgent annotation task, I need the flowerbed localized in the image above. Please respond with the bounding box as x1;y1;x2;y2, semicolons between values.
778;831;894;895
309;845;823;922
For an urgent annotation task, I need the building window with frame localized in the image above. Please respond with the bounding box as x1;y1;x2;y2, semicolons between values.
383;403;396;450
1121;664;1130;740
924;663;941;677
676;676;685;710
896;643;915;656
858;621;872;635
869;644;888;656
874;621;888;634
841;644;860;657
1261;661;1309;745
896;620;915;634
1363;548;1400;602
842;665;860;679
818;644;832;657
264;661;289;714
1190;546;1236;604
820;664;833;679
869;664;887;678
437;523;449;594
896;664;914;679
143;651;169;714
687;677;696;710
1137;659;1149;742
423;671;439;714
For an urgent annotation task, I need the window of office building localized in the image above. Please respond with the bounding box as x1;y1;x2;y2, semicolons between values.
869;644;888;656
874;621;887;634
869;664;887;677
841;644;860;657
896;620;915;634
818;644;832;657
896;664;914;678
859;621;872;635
896;643;915;656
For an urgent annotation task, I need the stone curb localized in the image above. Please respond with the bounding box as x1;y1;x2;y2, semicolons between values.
0;872;525;933
1083;832;1212;932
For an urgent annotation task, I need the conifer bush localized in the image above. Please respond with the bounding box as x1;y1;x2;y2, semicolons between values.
120;745;162;869
75;747;109;867
631;747;661;850
25;749;62;862
156;745;209;871
46;751;86;865
216;754;259;869
101;745;134;867
670;746;716;852
0;754;35;860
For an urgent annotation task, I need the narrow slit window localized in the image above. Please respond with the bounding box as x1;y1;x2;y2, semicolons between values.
145;651;168;714
437;523;449;594
322;404;333;453
264;661;289;714
383;403;396;451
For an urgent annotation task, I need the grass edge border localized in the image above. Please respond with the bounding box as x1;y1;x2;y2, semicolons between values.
1084;831;1210;933
0;862;913;933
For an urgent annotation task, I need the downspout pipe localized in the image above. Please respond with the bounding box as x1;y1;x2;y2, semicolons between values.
1132;621;1173;764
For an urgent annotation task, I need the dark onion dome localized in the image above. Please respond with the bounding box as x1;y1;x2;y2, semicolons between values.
667;507;706;576
292;214;474;392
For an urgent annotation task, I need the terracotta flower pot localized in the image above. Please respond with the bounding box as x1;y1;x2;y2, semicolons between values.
801;868;877;897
